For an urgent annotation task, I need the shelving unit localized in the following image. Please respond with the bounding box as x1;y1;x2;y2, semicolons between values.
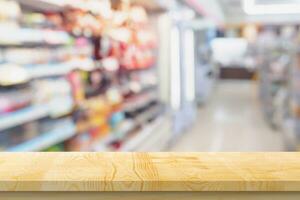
92;120;136;152
0;0;169;152
286;46;300;150
26;59;95;79
0;0;88;151
0;105;49;132
0;28;71;47
120;115;171;152
7;119;76;152
258;41;291;129
15;0;65;12
256;27;300;150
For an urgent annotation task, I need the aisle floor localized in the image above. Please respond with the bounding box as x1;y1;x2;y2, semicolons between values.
170;81;285;152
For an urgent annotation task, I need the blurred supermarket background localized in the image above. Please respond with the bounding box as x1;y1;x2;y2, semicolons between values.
0;0;299;152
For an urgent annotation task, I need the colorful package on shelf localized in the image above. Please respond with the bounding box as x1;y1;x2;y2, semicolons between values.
0;84;33;115
84;69;112;98
65;132;92;151
62;8;104;37
32;78;74;117
109;111;125;129
74;95;112;133
110;42;156;71
68;70;86;103
135;29;157;49
0;0;161;153
65;126;111;152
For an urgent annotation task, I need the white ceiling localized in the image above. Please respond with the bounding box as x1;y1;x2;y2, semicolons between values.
213;0;300;24
135;0;300;25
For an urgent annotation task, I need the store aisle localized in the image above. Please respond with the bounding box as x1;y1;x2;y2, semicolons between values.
170;81;285;152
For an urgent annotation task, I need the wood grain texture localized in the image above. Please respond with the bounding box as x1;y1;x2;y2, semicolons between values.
0;153;300;191
2;192;300;200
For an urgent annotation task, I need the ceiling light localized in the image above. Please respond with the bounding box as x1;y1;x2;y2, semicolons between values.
243;0;300;15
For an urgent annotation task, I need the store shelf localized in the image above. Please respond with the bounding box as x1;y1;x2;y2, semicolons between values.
92;135;115;152
0;43;63;49
120;116;168;151
0;59;95;82
16;0;109;13
0;0;161;153
135;104;163;124
93;103;163;152
27;59;95;78
0;28;71;48
26;63;74;78
16;0;65;12
0;105;49;132
7;120;76;152
92;120;136;152
123;93;158;112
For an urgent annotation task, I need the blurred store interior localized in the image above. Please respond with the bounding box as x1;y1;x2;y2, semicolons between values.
0;0;299;152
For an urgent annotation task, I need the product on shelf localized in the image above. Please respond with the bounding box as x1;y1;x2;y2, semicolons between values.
254;25;300;150
21;78;74;119
0;63;30;86
0;0;21;21
0;121;39;151
0;116;74;151
0;0;162;152
0;84;33;115
44;143;65;152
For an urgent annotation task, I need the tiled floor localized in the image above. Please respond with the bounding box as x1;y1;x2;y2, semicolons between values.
170;80;285;152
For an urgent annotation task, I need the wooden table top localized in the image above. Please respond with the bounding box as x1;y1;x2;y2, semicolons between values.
0;152;300;192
